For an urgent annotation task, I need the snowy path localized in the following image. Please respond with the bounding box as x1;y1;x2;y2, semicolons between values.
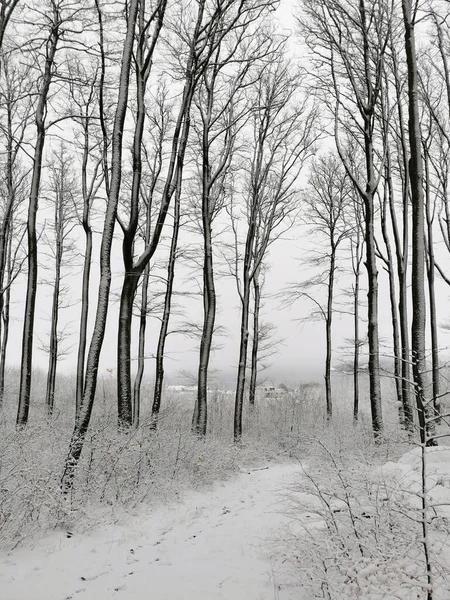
0;463;305;600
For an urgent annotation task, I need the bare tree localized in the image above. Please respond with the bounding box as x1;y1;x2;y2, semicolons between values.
376;154;405;425
134;89;170;428
300;0;393;437
0;51;31;405
151;179;181;429
350;195;365;422
67;57;104;422
17;0;63;427
116;0;280;429
62;0;140;492
190;26;270;435
422;122;441;420
401;0;435;448
230;59;316;442
381;40;414;430
248;264;262;406
116;0;167;429
421;10;450;290
248;265;282;405
296;153;350;420
41;146;77;417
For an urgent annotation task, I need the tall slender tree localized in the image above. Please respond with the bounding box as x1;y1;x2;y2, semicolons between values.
70;73;103;422
350;195;364;422
300;0;393;437
116;0;167;428
383;42;414;430
0;51;31;405
42;146;77;417
135;89;170;428
117;0;280;429
62;0;140;492
17;0;62;427
401;0;435;447
231;59;316;441
191;28;269;435
301;153;350;420
423;136;440;418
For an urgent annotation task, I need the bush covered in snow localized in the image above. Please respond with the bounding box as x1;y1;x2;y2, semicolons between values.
0;375;331;550
284;437;450;599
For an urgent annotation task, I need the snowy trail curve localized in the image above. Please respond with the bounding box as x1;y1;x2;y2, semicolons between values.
0;463;304;600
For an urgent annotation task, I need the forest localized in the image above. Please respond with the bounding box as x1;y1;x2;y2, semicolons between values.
1;0;450;598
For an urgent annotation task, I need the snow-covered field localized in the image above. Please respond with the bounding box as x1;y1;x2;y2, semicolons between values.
0;463;306;600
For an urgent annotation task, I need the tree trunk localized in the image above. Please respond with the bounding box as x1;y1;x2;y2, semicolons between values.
424;147;440;418
133;263;149;428
45;243;61;417
234;184;257;442
17;15;60;427
117;1;197;423
0;227;12;406
116;1;150;428
151;190;180;429
248;268;261;406
61;0;139;494
402;0;434;449
75;225;92;422
133;167;154;428
117;272;139;428
75;120;94;423
358;0;383;437
0;90;16;407
193;88;218;433
390;42;414;431
234;276;251;442
193;219;216;434
325;250;335;421
381;174;404;424
0;0;19;50
364;184;383;434
353;261;360;423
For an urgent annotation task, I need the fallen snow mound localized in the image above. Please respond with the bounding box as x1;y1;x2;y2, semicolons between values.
380;445;450;519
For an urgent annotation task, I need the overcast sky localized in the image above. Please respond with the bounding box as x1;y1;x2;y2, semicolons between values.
5;0;450;390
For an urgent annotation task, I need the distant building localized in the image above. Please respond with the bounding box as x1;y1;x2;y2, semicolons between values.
257;385;286;400
166;385;197;393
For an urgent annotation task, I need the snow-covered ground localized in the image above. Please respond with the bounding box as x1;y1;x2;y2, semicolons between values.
0;463;306;600
1;448;450;600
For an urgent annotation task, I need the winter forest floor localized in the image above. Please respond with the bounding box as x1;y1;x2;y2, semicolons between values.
1;374;450;599
0;463;306;600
